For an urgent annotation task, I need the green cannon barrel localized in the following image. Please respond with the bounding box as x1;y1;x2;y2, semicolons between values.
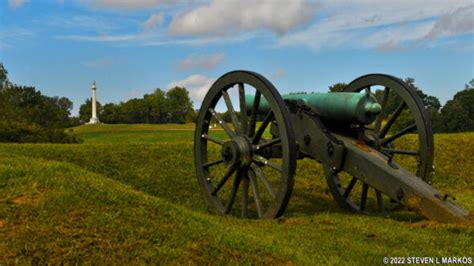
245;92;381;124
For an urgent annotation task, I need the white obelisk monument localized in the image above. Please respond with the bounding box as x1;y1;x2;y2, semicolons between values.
88;81;100;124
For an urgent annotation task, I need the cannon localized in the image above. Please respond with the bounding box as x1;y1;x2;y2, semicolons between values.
194;70;469;223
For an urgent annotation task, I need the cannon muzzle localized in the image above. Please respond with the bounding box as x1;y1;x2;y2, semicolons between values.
245;92;381;124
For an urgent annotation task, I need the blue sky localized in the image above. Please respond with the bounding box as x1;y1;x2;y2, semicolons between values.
1;0;473;115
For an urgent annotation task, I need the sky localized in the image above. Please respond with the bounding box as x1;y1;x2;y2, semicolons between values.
0;0;473;116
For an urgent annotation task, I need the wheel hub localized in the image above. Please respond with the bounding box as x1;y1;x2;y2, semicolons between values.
221;136;252;167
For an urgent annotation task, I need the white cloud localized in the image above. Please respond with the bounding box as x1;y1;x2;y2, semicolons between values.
59;33;140;42
142;13;165;29
168;74;215;104
90;0;174;9
9;0;25;9
169;0;317;36
176;52;224;71
55;0;473;52
58;31;255;47
0;28;34;49
365;21;436;51
48;15;119;33
141;33;255;46
278;0;474;51
425;5;474;39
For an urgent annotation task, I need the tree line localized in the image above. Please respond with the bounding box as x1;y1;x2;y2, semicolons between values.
78;87;196;124
328;78;474;133
0;63;81;143
1;60;473;144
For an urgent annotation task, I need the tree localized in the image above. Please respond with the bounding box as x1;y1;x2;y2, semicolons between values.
434;79;474;132
187;108;197;123
120;98;149;123
0;84;74;128
79;98;102;123
0;62;80;143
403;78;441;113
76;86;194;124
435;100;474;132
0;63;9;89
166;86;193;123
453;83;474;119
465;79;474;90
101;103;120;124
328;83;347;92
143;88;166;123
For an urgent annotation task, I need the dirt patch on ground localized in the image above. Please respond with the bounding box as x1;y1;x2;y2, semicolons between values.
457;212;474;227
411;214;474;228
11;183;46;206
320;219;336;225
410;220;440;229
0;220;6;228
12;194;42;205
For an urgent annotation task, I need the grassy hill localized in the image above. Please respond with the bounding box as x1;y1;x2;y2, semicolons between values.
0;124;472;264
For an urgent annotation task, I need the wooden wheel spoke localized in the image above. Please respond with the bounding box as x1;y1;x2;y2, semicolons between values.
381;123;417;145
382;148;419;156
250;163;276;199
222;90;241;135
248;90;261;137
211;166;237;195
343;177;357;198
225;170;242;214
248;170;263;217
238;83;248;136
202;134;225;145
374;87;390;133
209;108;235;138
375;189;384;212
253;155;282;172
360;183;369;211
202;159;224;168
252;111;274;144
241;172;249;217
256;137;281;151
378;102;406;138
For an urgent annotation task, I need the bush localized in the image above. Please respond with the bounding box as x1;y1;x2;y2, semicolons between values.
0;121;82;143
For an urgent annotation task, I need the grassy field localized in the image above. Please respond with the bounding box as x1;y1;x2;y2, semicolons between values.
0;124;472;264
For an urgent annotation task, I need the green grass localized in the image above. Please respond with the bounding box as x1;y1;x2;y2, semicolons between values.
72;123;229;143
0;124;472;264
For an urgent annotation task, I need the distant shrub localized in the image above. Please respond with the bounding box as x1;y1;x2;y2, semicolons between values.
0;121;82;143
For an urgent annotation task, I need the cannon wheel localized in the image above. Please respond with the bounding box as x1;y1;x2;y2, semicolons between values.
194;70;297;218
325;74;434;213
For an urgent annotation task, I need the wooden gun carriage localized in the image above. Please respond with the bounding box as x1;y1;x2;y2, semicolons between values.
194;70;468;223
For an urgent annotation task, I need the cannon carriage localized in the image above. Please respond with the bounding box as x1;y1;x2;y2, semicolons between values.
194;70;468;223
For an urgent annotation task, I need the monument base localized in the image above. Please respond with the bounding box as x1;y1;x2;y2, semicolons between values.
87;117;100;124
